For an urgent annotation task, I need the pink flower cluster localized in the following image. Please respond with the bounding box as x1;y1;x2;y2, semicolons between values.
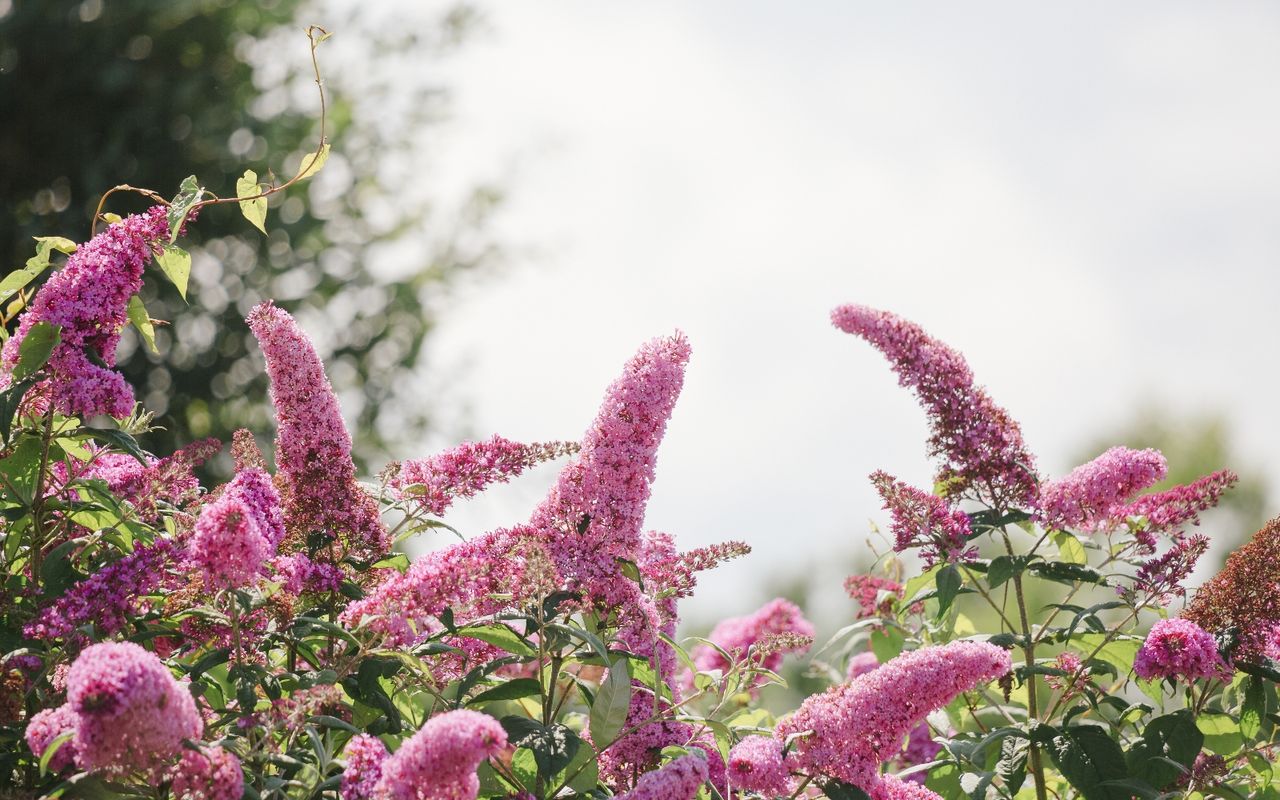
247;301;388;558
374;710;507;800
341;734;389;800
870;472;975;567
728;736;791;796
273;552;346;595
1134;618;1231;682
52;641;203;774
1133;534;1208;604
26;538;178;642
189;465;285;589
170;746;244;800
24;704;79;773
1113;469;1238;537
340;525;542;647
845;574;910;619
615;754;709;800
1038;447;1167;531
694;598;814;678
1;206;172;418
392;435;578;516
530;333;691;606
836;651;941;784
832;305;1038;506
777;641;1011;791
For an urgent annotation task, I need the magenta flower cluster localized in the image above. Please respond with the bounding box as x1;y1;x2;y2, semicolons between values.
392;435;577;516
777;641;1011;792
694;597;814;677
832;304;1038;506
374;710;507;800
30;642;207;776
727;736;792;796
870;471;975;567
1038;446;1167;531
1133;618;1231;682
614;754;709;800
1;206;172;418
189;465;285;589
247;301;388;558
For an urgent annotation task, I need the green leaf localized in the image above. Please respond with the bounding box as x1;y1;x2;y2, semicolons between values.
511;747;537;789
0;435;43;504
40;537;83;599
295;143;331;181
902;564;940;606
589;656;631;748
1048;724;1130;800
822;780;872;800
998;735;1028;795
987;555;1033;589
0;375;39;445
468;678;542;705
126;295;158;354
310;714;361;734
166;175;204;242
75;426;150;465
1073;634;1141;676
12;321;61;380
456;623;537;658
1241;674;1265;739
1029;561;1104;586
236;169;268;234
870;624;907;663
34;235;77;254
1126;710;1202;790
39;730;75;776
1053;531;1088;565
935;563;962;617
0;237;76;307
154;243;191;300
1196;713;1244;755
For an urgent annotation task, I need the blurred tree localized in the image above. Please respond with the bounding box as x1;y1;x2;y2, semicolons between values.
0;0;501;472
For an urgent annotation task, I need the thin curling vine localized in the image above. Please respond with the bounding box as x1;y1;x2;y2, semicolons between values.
4;23;1280;800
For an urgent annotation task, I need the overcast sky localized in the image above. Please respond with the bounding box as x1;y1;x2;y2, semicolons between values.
364;2;1280;624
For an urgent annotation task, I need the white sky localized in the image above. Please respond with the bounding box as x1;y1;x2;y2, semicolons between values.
363;2;1280;624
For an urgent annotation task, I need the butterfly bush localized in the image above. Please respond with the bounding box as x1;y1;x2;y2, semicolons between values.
3;168;1278;800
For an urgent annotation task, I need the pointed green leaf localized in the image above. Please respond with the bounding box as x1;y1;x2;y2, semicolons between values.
935;563;962;618
1048;724;1129;800
589;656;631;748
126;295;158;353
468;678;542;705
12;321;60;380
154;243;191;300
166;175;204;242
456;623;537;658
296;143;330;181
1241;674;1265;739
236;169;268;234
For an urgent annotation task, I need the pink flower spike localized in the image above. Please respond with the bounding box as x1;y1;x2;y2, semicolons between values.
1;206;173;418
247;301;387;559
375;709;507;800
777;641;1011;791
694;598;815;682
1114;469;1238;535
1134;618;1231;682
170;745;244;800
870;472;975;567
341;734;389;800
531;332;691;601
393;435;578;516
1039;447;1167;532
615;754;709;800
832;305;1038;506
728;736;792;797
189;493;271;590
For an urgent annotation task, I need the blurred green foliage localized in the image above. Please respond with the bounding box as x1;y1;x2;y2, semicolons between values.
0;0;500;473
